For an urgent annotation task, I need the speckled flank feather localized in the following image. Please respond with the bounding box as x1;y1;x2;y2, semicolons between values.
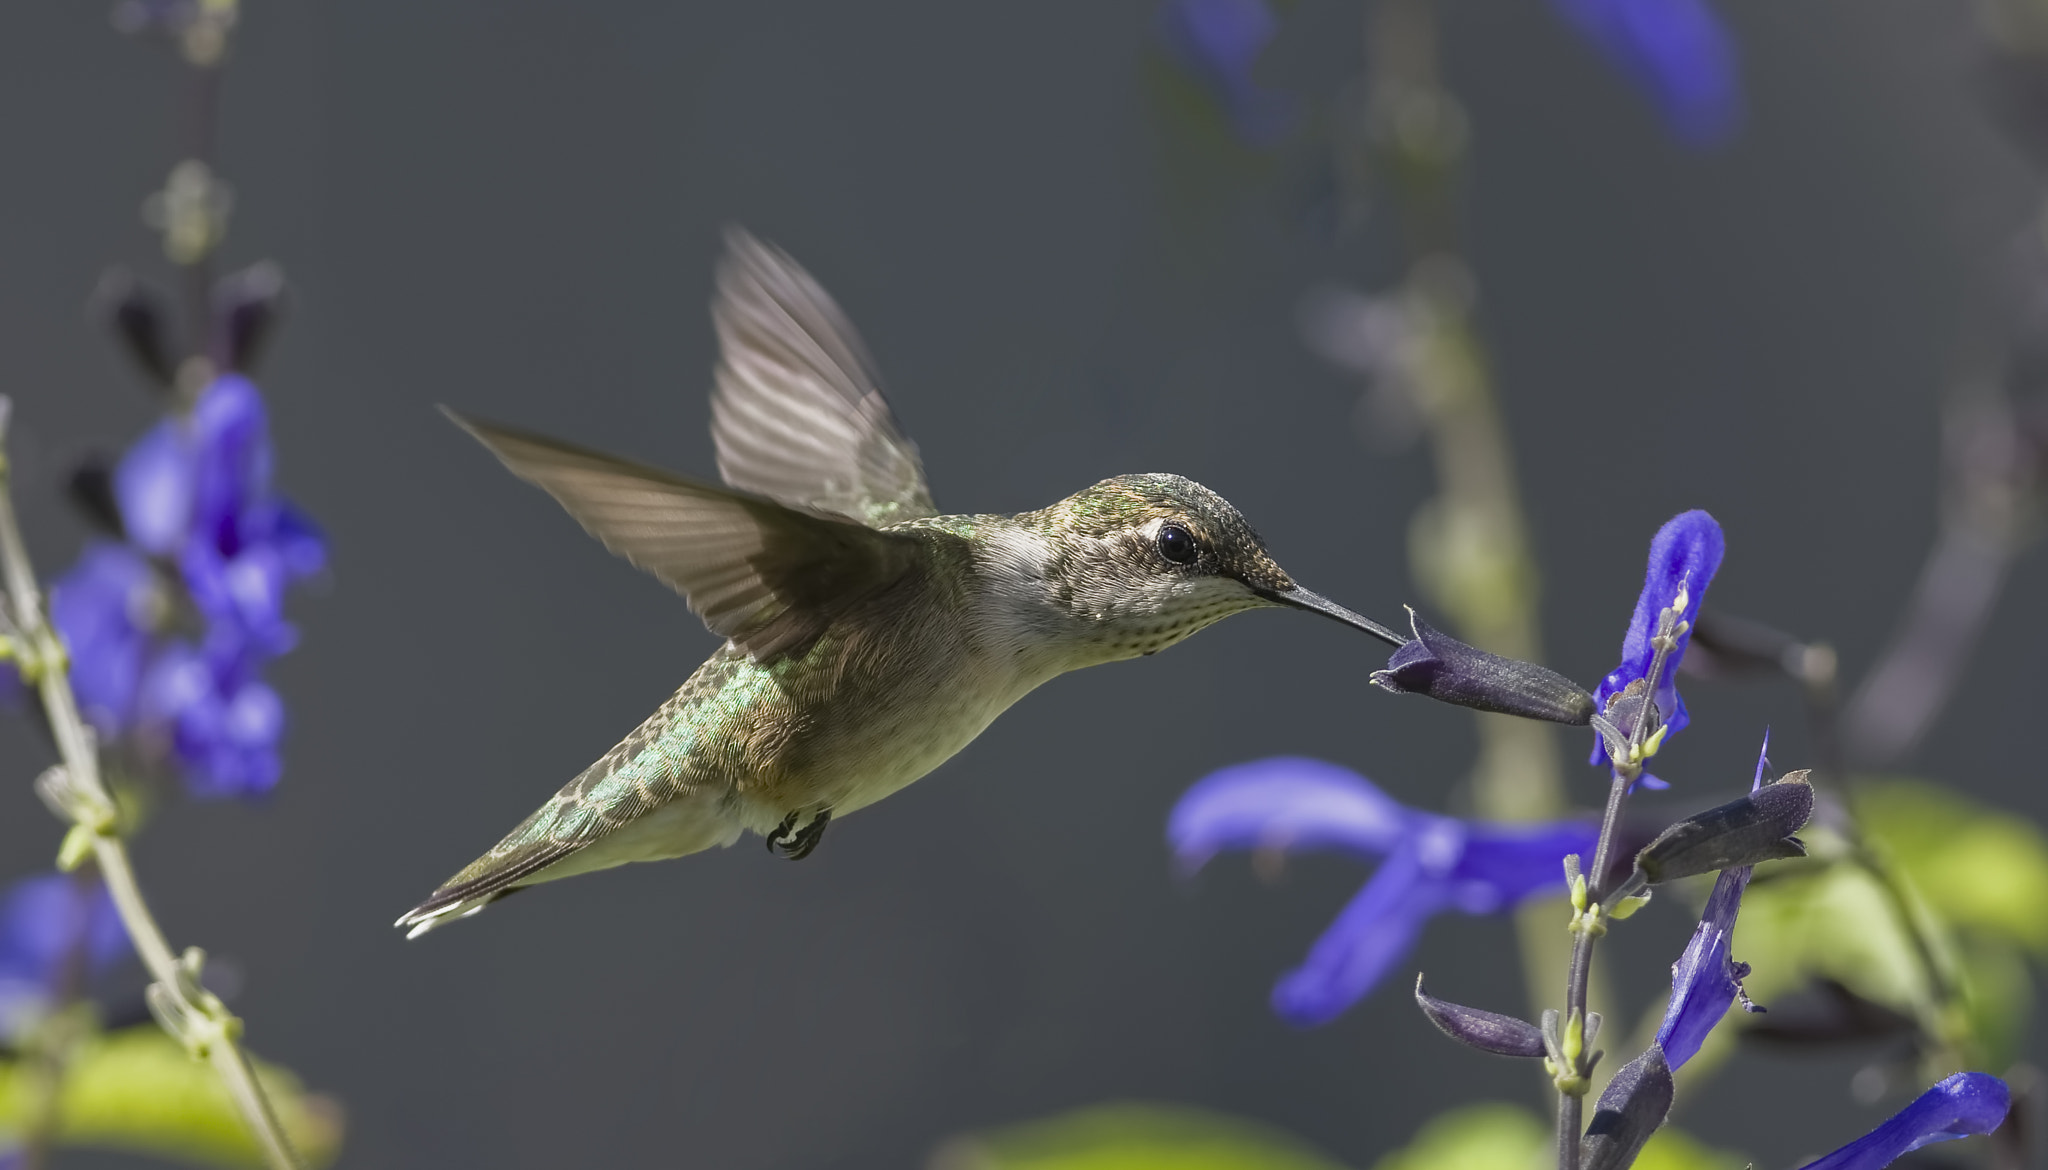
399;653;756;927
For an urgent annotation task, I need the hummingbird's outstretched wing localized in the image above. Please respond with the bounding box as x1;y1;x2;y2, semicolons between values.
709;228;937;528
445;410;925;662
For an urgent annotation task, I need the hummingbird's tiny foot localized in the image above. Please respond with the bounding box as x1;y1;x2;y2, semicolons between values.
765;808;831;860
765;810;799;854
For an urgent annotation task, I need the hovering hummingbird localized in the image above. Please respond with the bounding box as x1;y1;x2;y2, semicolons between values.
396;229;1402;938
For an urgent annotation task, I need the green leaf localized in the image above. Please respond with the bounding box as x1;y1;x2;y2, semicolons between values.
1855;779;2048;954
1735;862;1930;1012
930;1102;1352;1170
1955;935;2032;1069
0;1025;343;1168
1368;1103;1547;1170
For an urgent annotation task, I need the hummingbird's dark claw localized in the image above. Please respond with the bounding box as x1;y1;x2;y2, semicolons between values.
766;808;832;860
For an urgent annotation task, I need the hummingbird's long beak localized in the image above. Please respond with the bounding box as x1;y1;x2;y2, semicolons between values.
1259;585;1408;649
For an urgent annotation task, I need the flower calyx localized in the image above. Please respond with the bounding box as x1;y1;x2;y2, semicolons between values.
1540;1006;1603;1097
1413;974;1546;1058
1631;769;1814;888
144;946;243;1061
1370;607;1596;725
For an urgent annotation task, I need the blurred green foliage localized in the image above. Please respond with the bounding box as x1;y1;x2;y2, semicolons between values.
0;1026;342;1168
1366;1103;1741;1170
1367;1103;1547;1170
929;1099;1744;1170
930;1103;1349;1170
1857;779;2048;955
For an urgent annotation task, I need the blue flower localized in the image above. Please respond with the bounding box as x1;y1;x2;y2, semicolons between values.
114;375;325;654
1159;0;1293;144
0;872;128;1042
1546;0;1740;146
1170;757;1596;1025
49;541;163;737
1654;731;1771;1068
1158;0;1738;148
51;372;322;799
139;640;285;799
1589;509;1724;769
1654;860;1752;1067
1794;1072;2010;1168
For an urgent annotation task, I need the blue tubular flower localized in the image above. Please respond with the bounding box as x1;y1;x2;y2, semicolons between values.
1546;0;1740;146
0;872;128;1041
1794;1073;2010;1169
1590;510;1724;768
1655;732;1770;1068
1171;758;1596;1025
140;640;285;799
49;541;163;736
58;372;322;798
1159;0;1292;144
1654;862;1751;1068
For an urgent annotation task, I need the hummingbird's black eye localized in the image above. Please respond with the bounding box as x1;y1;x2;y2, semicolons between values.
1156;523;1200;565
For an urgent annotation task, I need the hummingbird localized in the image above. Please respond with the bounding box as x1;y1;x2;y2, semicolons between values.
396;229;1403;938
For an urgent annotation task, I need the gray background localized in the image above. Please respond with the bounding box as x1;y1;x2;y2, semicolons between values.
1;1;2042;1166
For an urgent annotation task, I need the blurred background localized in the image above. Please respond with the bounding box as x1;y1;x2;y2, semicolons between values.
1;1;2045;1166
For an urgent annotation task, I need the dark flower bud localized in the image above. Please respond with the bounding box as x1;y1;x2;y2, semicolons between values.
1370;607;1596;725
212;261;287;374
66;453;125;538
1632;771;1813;886
1414;975;1546;1058
1740;977;1917;1049
1685;608;1836;688
94;267;177;388
1581;1045;1674;1170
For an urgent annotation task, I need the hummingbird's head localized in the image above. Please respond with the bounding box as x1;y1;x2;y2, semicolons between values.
999;473;1402;666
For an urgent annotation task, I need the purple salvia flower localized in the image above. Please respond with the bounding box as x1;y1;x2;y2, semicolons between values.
64;372;323;798
0;872;128;1042
1590;509;1724;769
1794;1072;2010;1168
1159;0;1293;144
1654;731;1769;1068
1546;0;1740;146
139;639;286;800
1171;757;1595;1025
49;541;162;737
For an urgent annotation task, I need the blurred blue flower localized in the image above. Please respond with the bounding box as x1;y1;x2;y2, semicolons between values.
1171;757;1596;1025
1547;0;1741;146
50;373;321;799
50;541;161;736
1794;1072;2010;1168
1159;0;1738;148
116;375;325;627
1589;509;1724;769
140;640;285;800
0;872;128;1041
1160;0;1293;144
1654;731;1772;1068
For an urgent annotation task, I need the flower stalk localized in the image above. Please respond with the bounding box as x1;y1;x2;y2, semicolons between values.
0;397;304;1170
1555;594;1687;1170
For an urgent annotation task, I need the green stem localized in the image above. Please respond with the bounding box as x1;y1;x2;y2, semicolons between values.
1365;0;1577;1029
0;399;305;1170
1551;621;1681;1168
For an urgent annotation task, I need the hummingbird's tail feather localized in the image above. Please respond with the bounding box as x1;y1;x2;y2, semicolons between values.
395;840;579;939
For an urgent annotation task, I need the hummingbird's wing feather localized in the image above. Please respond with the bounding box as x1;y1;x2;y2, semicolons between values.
709;228;937;528
445;409;925;662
